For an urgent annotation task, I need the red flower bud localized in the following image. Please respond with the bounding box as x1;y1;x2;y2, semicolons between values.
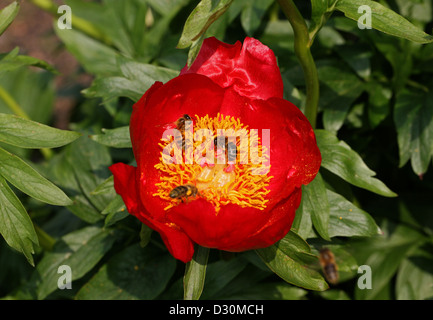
110;37;321;263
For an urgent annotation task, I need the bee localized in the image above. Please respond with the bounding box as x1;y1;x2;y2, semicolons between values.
226;141;237;164
213;137;238;164
174;114;193;151
169;184;198;202
176;114;192;131
319;248;339;285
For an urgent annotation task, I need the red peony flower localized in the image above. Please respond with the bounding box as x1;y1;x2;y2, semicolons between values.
109;37;321;263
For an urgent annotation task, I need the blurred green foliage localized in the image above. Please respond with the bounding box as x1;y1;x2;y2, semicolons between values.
0;0;433;300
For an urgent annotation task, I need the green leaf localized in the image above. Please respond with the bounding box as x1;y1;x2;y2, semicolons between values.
335;0;433;43
83;59;178;102
291;197;313;240
104;208;129;227
76;244;176;300
0;113;80;149
0;68;55;125
32;226;118;300
308;240;359;283
103;196;128;227
0;1;19;36
66;0;134;57
0;147;73;206
40;139;111;224
139;224;153;248
184;245;210;300
240;0;274;36
66;137;113;213
367;81;392;128
84;77;142;102
90;126;131;148
309;0;338;41
256;231;328;291
186;34;206;69
67;195;104;224
352;221;426;300
327;189;380;237
177;0;234;65
370;34;414;93
101;195;125;215
335;44;372;80
54;27;120;76
140;9;187;64
0;49;57;74
396;245;433;300
200;256;248;300
0;176;38;266
91;176;114;196
326;245;359;283
302;173;330;241
318;61;365;133
315;129;397;197
147;0;190;16
395;0;432;24
394;88;433;176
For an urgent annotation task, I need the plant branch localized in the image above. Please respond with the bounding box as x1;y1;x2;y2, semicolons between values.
277;0;320;129
0;85;28;119
29;0;113;47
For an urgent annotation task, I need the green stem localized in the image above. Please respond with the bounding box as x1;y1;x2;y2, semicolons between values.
0;85;53;160
277;0;319;129
0;85;28;119
29;0;113;46
183;245;210;300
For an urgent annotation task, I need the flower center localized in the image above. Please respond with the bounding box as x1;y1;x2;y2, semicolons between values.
153;114;272;213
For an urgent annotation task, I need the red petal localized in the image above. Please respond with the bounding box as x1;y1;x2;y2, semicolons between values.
130;81;164;167
218;89;321;205
233;188;302;250
136;216;195;263
169;188;302;251
109;163;140;214
109;163;194;263
181;37;283;101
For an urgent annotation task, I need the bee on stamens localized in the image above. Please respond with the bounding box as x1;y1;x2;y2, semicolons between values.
176;114;192;132
226;141;237;164
319;248;339;285
174;114;192;151
213;137;238;163
214;136;237;173
169;184;198;203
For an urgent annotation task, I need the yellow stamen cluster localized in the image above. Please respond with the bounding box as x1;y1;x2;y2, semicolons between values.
153;114;272;213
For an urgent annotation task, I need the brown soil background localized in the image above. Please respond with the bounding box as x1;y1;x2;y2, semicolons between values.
0;0;92;129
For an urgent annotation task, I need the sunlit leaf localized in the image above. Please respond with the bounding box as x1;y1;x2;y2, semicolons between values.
0;1;19;36
256;231;328;291
0;147;72;206
335;0;433;43
0;114;80;149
